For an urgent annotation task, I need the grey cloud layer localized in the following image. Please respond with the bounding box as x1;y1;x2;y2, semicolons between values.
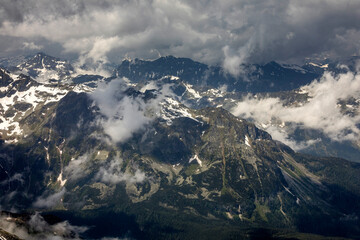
1;0;360;72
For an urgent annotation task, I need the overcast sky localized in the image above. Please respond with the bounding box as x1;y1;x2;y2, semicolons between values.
1;0;360;69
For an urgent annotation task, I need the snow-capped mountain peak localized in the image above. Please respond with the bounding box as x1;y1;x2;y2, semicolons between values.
16;52;74;83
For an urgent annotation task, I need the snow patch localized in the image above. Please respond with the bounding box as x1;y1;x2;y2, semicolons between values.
4;138;18;144
57;171;67;187
44;146;50;163
278;62;306;73
189;154;202;166
245;136;251;147
206;88;224;98
9;73;20;80
309;62;329;68
160;97;201;125
283;186;295;196
35;68;59;83
170;76;180;81
140;81;157;93
184;83;201;99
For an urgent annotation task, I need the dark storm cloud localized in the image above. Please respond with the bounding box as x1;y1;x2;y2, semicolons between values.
0;0;26;23
1;0;360;74
0;0;88;24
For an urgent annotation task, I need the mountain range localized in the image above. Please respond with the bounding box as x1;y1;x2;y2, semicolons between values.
0;53;359;239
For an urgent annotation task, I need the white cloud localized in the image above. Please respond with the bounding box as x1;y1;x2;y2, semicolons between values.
96;157;146;185
33;188;66;209
102;95;152;143
0;212;87;240
70;36;123;77
232;70;360;148
90;79;165;143
0;173;24;186
265;125;320;151
222;45;247;77
64;154;90;181
22;41;43;50
63;152;147;186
